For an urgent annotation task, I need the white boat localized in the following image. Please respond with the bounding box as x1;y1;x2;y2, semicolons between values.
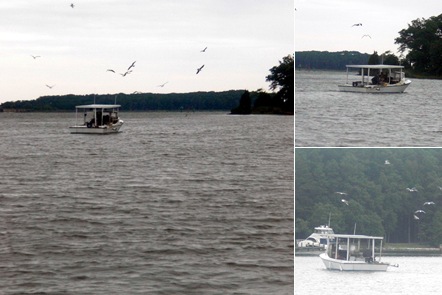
297;225;334;248
320;234;395;271
338;64;411;93
69;104;124;134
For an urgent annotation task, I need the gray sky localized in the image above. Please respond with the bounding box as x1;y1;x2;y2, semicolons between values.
0;0;294;103
296;0;442;55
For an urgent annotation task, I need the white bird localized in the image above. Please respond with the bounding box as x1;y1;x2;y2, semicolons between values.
335;192;347;195
384;160;390;165
362;34;372;39
45;84;55;89
438;186;442;191
414;210;426;214
414;215;420;220
31;55;41;59
424;202;435;206
127;61;136;71
200;47;208;52
341;199;349;206
406;187;418;192
196;64;205;74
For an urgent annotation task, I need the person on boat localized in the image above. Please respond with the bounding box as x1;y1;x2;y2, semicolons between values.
379;71;388;83
371;73;380;85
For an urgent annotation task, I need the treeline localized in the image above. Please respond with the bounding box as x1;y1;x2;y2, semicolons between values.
396;13;442;76
0;90;245;112
296;149;442;246
295;51;370;70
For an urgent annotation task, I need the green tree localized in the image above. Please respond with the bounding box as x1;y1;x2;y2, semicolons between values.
266;54;294;113
395;14;442;75
230;90;251;114
368;51;380;65
381;51;400;65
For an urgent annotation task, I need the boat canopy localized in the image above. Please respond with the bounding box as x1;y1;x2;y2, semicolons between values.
327;234;384;240
75;104;121;109
345;64;404;69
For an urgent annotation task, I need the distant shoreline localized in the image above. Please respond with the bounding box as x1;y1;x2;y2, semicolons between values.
296;245;442;257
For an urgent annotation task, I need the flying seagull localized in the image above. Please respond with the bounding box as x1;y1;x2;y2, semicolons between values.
341;199;349;206
406;187;418;192
45;84;55;89
158;82;168;87
335;192;347;195
127;61;136;71
414;210;426;214
70;3;74;8
120;70;132;77
352;23;362;27
385;160;390;165
362;34;372;39
200;47;208;52
31;55;41;59
414;214;420;220
106;69;115;73
196;64;205;74
424;201;436;206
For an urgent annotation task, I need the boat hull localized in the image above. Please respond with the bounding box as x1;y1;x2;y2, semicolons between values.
69;120;124;134
320;253;389;271
338;81;411;93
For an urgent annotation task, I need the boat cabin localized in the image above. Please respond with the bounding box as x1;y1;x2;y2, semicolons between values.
326;234;384;262
75;104;121;128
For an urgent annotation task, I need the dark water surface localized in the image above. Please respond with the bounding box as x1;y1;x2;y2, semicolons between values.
0;112;294;294
295;70;442;147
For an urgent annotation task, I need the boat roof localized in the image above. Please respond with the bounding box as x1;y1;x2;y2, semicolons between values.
327;234;384;240
314;225;333;230
75;104;121;109
346;64;404;69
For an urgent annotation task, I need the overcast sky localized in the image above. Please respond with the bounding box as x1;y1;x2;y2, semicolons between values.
296;0;442;55
0;0;293;103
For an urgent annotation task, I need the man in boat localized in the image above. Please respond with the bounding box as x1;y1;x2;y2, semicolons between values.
371;73;380;85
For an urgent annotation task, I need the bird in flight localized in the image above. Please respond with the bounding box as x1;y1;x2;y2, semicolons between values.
158;82;168;87
414;214;419;220
414;210;426;214
106;69;115;73
70;3;74;8
385;160;390;165
424;201;435;206
46;84;55;89
362;34;372;39
120;70;132;77
31;55;41;59
335;191;347;195
352;23;362;27
196;65;205;74
127;61;136;71
341;199;349;206
200;47;208;52
406;187;418;192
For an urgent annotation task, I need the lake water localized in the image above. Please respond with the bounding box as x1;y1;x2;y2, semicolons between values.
295;70;442;147
0;112;294;294
295;255;442;294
